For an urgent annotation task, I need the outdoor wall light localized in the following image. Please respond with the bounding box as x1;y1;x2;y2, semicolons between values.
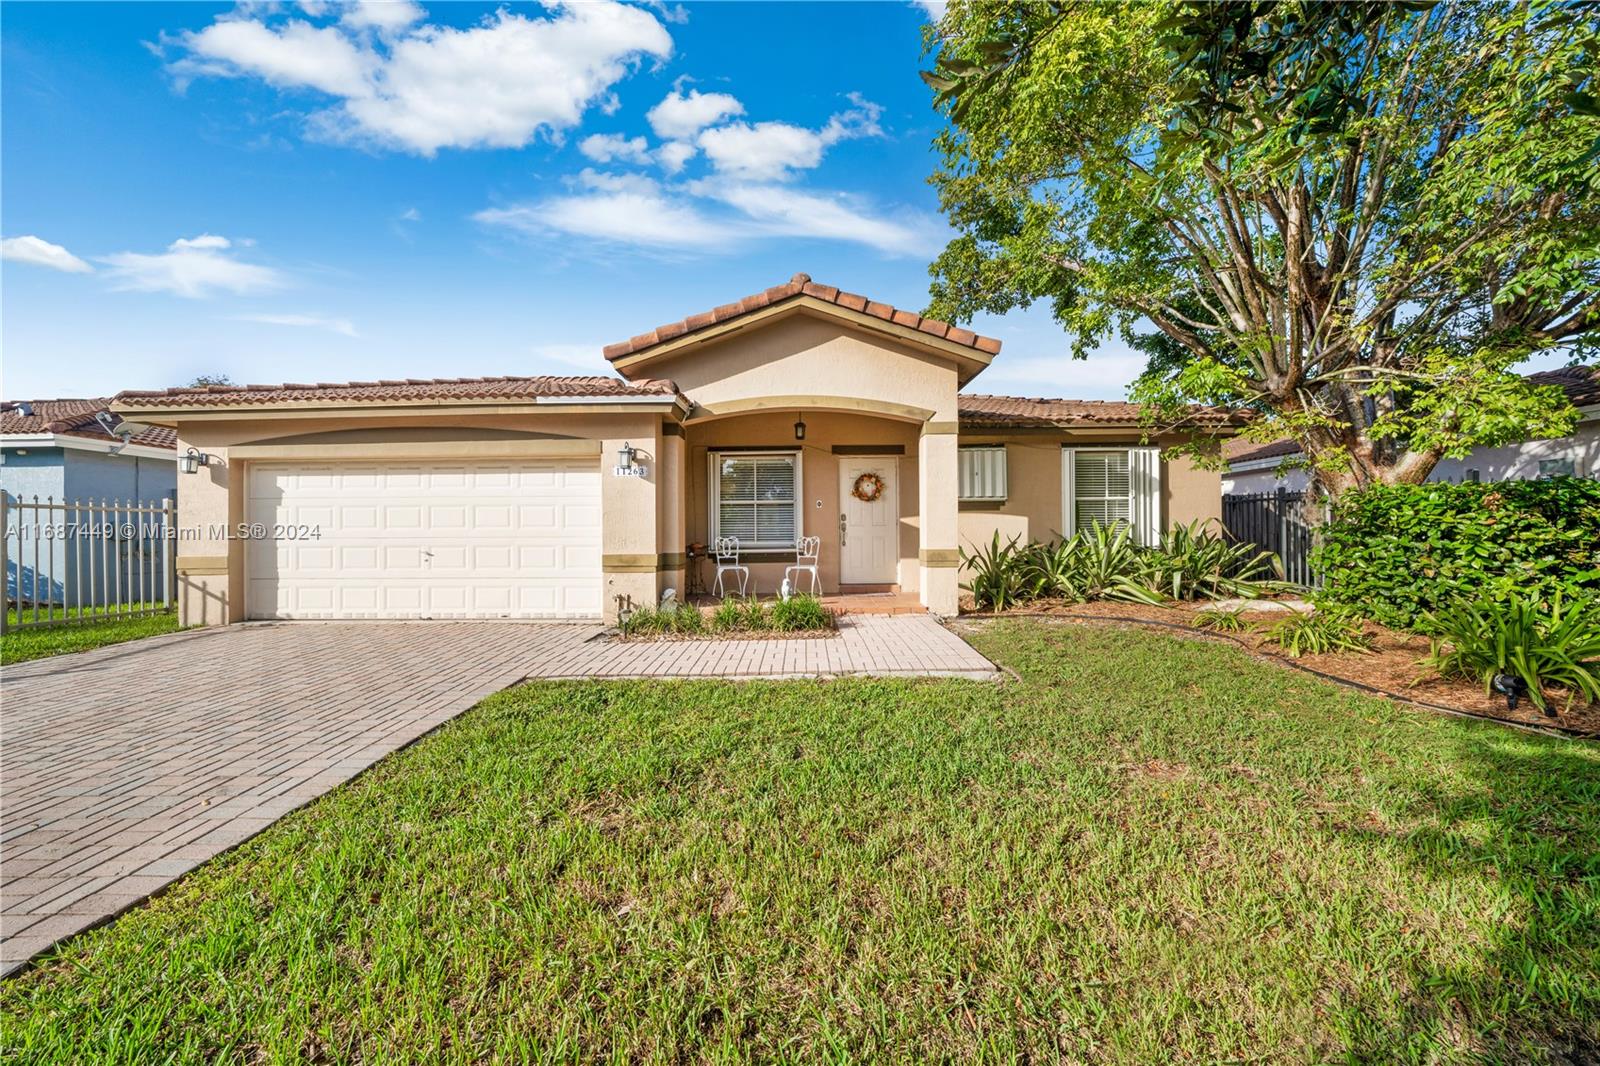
179;447;212;475
794;417;807;441
617;442;637;470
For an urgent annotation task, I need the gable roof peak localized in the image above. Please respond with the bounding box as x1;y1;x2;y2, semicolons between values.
603;274;1002;373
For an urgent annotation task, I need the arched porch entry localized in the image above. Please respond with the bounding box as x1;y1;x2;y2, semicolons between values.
681;397;957;613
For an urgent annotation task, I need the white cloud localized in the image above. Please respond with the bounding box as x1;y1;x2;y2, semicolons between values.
580;132;652;165
476;171;737;251
176;17;376;96
169;2;673;155
911;0;948;20
1;235;93;274
646;86;743;140
696;94;883;181
477;170;937;257
99;235;288;298
399;206;422;221
340;0;424;34
655;140;697;174
231;312;359;337
700;182;935;257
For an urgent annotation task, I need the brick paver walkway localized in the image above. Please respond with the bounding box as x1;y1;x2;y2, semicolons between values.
1;616;994;974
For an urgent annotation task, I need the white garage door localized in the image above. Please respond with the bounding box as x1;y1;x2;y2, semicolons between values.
246;459;602;620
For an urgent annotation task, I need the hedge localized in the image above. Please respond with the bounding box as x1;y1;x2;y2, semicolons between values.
1312;477;1600;629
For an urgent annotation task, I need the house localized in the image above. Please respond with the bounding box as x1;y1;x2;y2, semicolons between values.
1222;365;1600;495
113;274;1236;626
2;398;178;605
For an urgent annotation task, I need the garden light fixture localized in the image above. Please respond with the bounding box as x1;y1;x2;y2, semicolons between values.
179;447;212;475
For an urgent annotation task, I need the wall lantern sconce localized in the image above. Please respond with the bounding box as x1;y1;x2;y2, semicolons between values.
794;417;807;442
613;442;647;478
178;447;212;475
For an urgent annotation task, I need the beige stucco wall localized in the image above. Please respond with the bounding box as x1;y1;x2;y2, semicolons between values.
661;312;965;613
684;411;921;596
167;409;674;625
649;312;962;423
956;433;1223;554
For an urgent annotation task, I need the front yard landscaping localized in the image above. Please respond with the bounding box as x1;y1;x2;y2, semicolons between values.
4;619;1595;1063
0;608;180;665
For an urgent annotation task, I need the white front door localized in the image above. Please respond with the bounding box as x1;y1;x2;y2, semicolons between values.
838;458;898;584
245;458;602;620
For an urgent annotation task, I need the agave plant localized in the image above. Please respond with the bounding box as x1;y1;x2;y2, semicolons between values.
1057;522;1166;605
1142;520;1281;601
1263;608;1372;657
959;532;1038;611
1421;590;1600;714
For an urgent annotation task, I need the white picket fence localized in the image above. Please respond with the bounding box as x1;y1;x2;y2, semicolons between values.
1;493;177;632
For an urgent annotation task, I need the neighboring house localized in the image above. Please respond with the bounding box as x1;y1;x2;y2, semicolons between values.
115;273;1237;626
2;398;178;605
1222;365;1600;495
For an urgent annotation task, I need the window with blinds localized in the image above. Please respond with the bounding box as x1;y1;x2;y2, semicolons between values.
958;446;1008;501
714;454;798;547
1072;450;1132;532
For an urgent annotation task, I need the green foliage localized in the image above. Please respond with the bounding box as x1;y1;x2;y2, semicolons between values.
1263;609;1373;658
1421;591;1600;714
961;521;1279;609
769;595;833;633
923;0;1600;492
619;603;705;637
1314;478;1600;629
959;533;1040;611
1046;522;1168;605
1194;606;1249;633
1142;519;1281;600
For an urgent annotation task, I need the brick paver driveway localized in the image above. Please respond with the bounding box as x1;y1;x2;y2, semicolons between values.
1;616;995;974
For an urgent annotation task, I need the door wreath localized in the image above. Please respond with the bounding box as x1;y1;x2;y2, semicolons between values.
851;472;886;503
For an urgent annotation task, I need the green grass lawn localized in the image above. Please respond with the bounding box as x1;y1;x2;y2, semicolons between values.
3;621;1596;1063
1;607;180;664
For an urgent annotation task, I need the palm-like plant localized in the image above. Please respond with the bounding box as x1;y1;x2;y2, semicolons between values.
1142;520;1282;601
1421;591;1600;714
959;532;1038;611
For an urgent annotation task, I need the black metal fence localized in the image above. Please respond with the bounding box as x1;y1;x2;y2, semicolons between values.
1222;489;1322;588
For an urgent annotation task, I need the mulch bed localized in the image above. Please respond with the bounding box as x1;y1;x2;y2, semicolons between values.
959;597;1599;737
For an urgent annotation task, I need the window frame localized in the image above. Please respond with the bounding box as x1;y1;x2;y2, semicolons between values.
1062;446;1162;545
958;445;1008;502
708;450;804;550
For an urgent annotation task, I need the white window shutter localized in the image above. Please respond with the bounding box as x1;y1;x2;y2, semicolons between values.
1130;447;1162;545
1060;447;1075;537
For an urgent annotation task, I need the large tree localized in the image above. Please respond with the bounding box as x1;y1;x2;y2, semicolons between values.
923;0;1600;495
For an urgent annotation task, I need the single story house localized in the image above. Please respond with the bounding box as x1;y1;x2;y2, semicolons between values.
1222;365;1600;494
114;274;1236;626
2;398;177;606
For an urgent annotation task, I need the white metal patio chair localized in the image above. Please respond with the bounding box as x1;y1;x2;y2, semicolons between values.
712;536;750;597
784;535;821;596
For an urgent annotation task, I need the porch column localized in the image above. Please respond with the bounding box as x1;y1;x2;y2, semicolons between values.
917;422;960;616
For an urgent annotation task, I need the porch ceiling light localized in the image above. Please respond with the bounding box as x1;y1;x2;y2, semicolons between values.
179;447;212;475
794;417;807;442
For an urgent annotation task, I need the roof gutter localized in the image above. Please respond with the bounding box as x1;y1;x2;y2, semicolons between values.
1;433;176;461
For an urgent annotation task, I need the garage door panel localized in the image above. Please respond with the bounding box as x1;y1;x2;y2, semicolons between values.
248;459;602;620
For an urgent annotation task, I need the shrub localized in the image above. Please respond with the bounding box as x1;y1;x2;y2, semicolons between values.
960;533;1038;611
620;603;704;637
770;594;833;632
1420;591;1600;714
1263;609;1372;657
1314;477;1600;629
1194;606;1249;632
1142;520;1281;600
1035;522;1167;605
711;597;768;632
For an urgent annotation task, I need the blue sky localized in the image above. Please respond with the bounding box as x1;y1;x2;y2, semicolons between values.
2;0;1145;401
